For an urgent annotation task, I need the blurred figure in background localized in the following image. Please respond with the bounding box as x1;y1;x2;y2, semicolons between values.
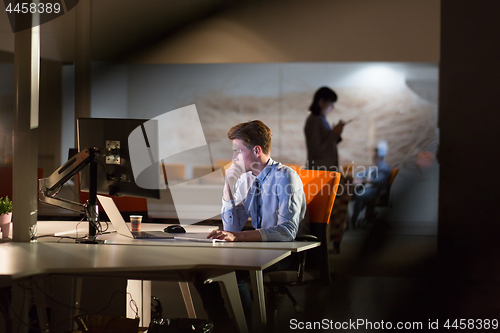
304;87;349;253
304;86;345;171
350;141;392;228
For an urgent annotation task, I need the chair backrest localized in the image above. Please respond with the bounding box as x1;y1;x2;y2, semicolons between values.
215;159;233;169
293;168;341;284
293;168;341;224
192;165;214;179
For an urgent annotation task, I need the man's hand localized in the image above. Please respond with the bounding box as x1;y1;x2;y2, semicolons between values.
332;120;345;137
207;229;263;242
223;162;245;202
207;230;237;241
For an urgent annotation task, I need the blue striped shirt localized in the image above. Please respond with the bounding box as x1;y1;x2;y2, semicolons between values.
221;158;307;241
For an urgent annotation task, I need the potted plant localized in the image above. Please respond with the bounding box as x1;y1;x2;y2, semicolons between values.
0;196;13;239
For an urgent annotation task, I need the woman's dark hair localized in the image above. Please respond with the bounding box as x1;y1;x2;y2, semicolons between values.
308;86;338;116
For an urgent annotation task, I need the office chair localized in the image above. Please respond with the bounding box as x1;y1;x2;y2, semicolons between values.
264;169;341;314
363;168;399;225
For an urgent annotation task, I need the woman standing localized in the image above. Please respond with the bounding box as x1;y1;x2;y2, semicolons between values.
304;87;349;253
304;87;345;171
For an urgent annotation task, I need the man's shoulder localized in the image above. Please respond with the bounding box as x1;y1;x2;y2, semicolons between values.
272;163;303;184
275;162;296;174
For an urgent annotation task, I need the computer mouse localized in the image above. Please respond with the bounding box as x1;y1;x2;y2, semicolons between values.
164;225;186;233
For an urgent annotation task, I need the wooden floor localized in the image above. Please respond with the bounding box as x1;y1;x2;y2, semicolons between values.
152;221;500;332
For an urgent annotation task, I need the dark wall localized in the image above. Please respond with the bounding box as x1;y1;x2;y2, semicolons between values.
0;58;62;199
439;0;500;281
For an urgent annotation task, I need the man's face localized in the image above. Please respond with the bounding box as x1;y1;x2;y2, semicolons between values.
232;139;257;173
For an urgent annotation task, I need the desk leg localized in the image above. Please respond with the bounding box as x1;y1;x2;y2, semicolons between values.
127;280;151;327
211;272;248;333
249;270;266;329
178;282;197;318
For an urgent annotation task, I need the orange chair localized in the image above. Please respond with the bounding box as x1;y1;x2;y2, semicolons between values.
264;169;341;312
293;169;341;282
192;166;214;179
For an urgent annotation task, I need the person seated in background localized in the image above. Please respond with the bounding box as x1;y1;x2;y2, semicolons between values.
197;120;307;329
350;141;392;228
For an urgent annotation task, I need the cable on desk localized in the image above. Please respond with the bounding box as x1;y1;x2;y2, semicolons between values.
34;235;88;243
100;220;110;233
74;212;109;237
75;217;85;238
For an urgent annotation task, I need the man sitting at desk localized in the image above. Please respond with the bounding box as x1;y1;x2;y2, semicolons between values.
208;119;307;242
199;120;306;329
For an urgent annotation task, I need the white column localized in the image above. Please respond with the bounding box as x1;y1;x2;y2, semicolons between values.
13;11;40;242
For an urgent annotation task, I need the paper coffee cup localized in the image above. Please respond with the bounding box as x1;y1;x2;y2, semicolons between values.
130;215;142;231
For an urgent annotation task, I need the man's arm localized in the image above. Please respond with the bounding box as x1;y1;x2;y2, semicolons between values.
221;167;252;234
222;162;246;202
370;165;392;188
259;169;306;242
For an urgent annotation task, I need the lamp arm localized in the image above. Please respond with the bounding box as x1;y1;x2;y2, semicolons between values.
38;148;97;214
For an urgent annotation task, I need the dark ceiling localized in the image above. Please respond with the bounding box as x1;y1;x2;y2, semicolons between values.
87;0;250;61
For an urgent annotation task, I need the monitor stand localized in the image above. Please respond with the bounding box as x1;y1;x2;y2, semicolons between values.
76;158;102;244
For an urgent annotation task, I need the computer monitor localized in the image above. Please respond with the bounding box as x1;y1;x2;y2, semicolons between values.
77;118;161;200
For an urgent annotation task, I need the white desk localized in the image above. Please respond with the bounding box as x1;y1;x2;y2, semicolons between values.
34;221;320;329
35;221;320;253
0;241;290;333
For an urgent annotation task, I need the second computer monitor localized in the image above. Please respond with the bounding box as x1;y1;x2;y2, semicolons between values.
77;118;160;199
